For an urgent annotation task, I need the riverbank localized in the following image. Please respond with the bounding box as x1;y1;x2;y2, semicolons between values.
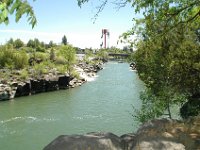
0;62;103;101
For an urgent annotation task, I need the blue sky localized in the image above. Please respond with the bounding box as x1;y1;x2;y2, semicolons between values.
0;0;138;48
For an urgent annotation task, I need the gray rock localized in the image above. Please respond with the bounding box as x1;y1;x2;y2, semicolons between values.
120;133;136;150
43;118;200;150
43;132;124;150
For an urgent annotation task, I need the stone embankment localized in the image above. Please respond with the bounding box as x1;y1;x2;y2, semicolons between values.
0;63;103;101
44;117;200;150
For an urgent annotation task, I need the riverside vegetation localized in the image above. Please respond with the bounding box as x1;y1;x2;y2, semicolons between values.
0;36;130;100
0;37;115;100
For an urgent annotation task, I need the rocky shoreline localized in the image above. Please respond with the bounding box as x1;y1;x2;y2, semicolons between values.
0;62;103;101
44;117;200;150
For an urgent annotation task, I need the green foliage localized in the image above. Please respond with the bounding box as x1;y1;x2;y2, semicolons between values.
27;39;35;48
19;69;29;80
127;0;200;121
36;46;45;52
50;48;56;61
14;51;29;69
0;46;28;69
108;46;125;54
59;45;76;75
6;38;14;45
133;88;187;123
71;70;80;79
96;49;109;61
85;49;94;57
56;65;67;74
13;38;24;49
34;52;48;62
32;63;48;78
132;90;165;123
27;38;46;52
62;35;67;45
48;41;56;48
55;56;66;65
0;0;37;28
77;0;89;7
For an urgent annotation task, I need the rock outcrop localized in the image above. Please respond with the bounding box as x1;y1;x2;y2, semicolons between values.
0;62;103;101
0;75;70;100
44;117;200;150
44;132;124;150
134;117;200;150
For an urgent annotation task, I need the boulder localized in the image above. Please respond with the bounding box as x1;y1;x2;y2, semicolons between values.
15;82;31;97
133;118;200;150
45;80;58;91
31;79;46;94
44;118;200;150
0;84;15;100
120;133;136;150
58;76;70;89
0;91;10;100
43;132;124;150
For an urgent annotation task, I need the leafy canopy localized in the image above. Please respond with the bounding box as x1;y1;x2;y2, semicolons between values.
0;0;37;28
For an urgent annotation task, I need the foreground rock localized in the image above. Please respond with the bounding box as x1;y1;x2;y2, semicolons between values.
44;117;200;150
44;132;124;150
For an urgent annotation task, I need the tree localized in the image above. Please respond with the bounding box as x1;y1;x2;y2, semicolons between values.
14;38;24;49
27;39;35;48
0;0;37;28
62;35;67;45
59;45;76;76
75;0;199;120
48;40;55;48
7;38;14;45
132;14;200;120
96;49;109;62
50;48;55;61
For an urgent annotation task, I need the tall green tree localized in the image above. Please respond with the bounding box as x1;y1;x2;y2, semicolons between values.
27;39;35;48
62;35;68;45
129;1;200;120
14;38;24;49
59;45;76;76
7;38;14;45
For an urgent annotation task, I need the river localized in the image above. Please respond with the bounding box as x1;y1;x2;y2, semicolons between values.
0;62;144;150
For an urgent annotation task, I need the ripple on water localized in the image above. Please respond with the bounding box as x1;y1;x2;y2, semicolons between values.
0;116;58;124
0;116;58;138
73;114;103;120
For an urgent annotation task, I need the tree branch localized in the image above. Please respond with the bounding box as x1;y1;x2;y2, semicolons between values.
92;0;108;23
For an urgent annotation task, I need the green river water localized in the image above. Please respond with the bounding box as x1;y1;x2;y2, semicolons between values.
0;62;144;150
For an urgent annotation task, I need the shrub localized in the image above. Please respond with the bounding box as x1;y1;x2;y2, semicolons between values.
14;52;29;69
0;46;29;69
55;56;66;65
57;65;67;74
36;46;45;52
32;63;48;78
71;70;80;79
19;69;29;80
